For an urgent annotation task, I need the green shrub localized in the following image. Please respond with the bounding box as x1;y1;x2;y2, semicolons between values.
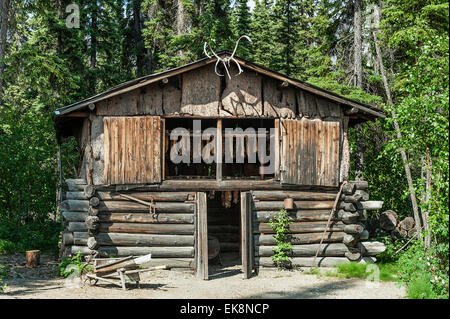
58;252;91;278
397;242;449;299
269;209;292;269
0;265;9;292
0;239;16;255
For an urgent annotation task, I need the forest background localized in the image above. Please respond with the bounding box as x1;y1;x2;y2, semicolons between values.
0;0;448;298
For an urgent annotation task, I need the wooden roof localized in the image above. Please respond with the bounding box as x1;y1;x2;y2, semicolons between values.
53;51;385;119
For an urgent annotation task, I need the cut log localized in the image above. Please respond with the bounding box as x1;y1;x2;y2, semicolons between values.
343;234;359;246
361;201;383;210
254;232;345;246
349;181;368;190
255;243;350;257
87;237;99;250
26;250;40;268
62;232;74;245
354;190;369;201
251;190;337;201
379;210;398;231
89;197;100;207
255;257;349;267
399;216;415;231
341;211;360;224
360;241;386;256
84;185;96;198
66;192;88;200
339;202;356;212
68;222;88;232
85;216;100;230
344;223;364;234
98;213;194;224
345;251;362;261
342;183;357;195
254;221;344;234
88;207;99;216
343;194;363;203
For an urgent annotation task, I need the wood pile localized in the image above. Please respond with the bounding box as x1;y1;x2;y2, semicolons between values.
339;181;385;262
378;210;416;238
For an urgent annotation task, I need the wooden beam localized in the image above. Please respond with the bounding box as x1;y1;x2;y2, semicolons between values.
196;192;208;280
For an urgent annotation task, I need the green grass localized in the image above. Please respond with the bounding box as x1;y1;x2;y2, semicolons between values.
304;262;400;282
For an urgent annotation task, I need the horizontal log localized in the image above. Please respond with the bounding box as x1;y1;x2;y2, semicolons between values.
98;213;194;224
62;211;87;222
343;224;364;234
354;190;369;201
254;221;344;234
343;234;359;246
251;190;337;201
99;223;195;235
74;232;194;247
253;201;334;211
60;200;195;213
255;257;350;268
65;192;88;200
253;210;337;223
62;232;74;245
71;245;194;258
340;211;360;224
339;202;356;212
342;183;357;195
342;194;362;203
361;201;383;210
360;241;386;256
254;232;345;246
255;243;350;257
65;179;86;191
96;191;195;202
67;222;87;232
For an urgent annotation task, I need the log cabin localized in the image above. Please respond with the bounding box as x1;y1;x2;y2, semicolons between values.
53;51;386;279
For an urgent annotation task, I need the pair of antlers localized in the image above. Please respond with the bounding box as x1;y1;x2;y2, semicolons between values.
203;35;253;79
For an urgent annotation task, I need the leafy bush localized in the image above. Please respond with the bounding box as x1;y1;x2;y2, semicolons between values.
0;265;9;292
0;239;16;255
269;209;292;269
58;252;90;278
397;242;449;299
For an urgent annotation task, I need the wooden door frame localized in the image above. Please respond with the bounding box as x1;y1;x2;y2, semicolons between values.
196;192;208;280
241;191;253;279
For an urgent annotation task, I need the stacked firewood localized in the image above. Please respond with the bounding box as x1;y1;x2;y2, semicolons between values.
338;181;385;261
378;210;416;239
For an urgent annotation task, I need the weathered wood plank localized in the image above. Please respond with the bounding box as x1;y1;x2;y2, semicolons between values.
253;210;338;223
95;191;194;202
196;192;208;280
71;245;193;258
73;232;194;246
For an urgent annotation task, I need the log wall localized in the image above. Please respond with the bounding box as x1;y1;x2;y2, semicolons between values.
251;183;385;268
60;179;196;269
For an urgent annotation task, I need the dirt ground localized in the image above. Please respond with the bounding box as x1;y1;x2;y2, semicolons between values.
0;253;406;299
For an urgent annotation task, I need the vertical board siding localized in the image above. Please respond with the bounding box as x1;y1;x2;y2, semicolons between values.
281;119;340;187
103;116;162;185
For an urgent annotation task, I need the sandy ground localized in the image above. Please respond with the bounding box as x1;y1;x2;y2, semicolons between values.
0;253;406;299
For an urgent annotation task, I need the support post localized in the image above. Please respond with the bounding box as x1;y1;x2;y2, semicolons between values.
196;192;208;280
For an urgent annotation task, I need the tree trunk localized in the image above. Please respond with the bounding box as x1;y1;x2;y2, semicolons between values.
0;0;11;101
353;0;365;180
89;8;97;95
372;3;422;234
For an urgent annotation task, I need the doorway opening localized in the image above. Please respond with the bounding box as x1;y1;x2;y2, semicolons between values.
206;190;242;279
